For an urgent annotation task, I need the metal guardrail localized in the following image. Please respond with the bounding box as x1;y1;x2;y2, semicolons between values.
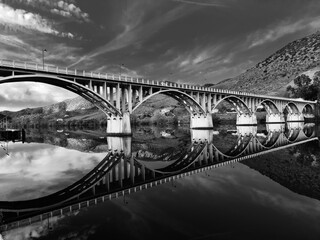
0;59;316;104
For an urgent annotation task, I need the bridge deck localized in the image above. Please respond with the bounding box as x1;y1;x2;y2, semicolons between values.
0;59;315;104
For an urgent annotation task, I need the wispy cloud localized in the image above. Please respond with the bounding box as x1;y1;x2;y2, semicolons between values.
247;16;320;48
172;0;228;7
68;2;196;68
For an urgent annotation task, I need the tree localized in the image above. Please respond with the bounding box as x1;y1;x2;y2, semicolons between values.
286;74;320;101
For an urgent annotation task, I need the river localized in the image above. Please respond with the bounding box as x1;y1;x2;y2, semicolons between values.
0;123;319;240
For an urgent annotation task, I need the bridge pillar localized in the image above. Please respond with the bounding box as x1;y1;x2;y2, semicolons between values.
236;113;257;125
287;113;304;122
207;94;212;112
190;114;213;129
106;112;132;136
266;113;284;123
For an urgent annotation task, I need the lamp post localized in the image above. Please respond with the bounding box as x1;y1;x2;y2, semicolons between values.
42;49;47;70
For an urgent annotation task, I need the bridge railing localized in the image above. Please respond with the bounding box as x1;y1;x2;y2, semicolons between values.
0;59;316;104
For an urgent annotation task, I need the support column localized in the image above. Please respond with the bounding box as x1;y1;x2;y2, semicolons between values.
121;87;126;112
196;92;200;103
103;82;107;99
213;94;217;107
207;94;212;113
128;84;133;112
139;86;143;103
116;83;121;110
110;86;114;107
201;93;206;110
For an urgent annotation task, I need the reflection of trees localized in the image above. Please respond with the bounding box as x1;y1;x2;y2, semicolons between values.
243;140;320;201
288;140;320;166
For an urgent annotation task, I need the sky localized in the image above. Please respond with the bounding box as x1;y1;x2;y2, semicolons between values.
1;0;320;110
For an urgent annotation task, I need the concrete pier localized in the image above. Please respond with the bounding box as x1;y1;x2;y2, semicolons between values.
190;114;213;129
106;112;131;136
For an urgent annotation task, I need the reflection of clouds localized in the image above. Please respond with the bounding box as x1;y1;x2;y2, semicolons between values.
252;189;320;216
0;142;106;201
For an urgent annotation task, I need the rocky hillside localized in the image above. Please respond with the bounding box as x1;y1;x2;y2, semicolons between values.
214;31;320;96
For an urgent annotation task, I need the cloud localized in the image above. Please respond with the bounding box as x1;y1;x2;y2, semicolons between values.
0;2;74;38
8;0;90;22
52;0;90;22
247;16;320;48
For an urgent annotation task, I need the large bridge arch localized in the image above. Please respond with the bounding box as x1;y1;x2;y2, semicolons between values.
0;74;122;116
132;89;207;115
213;95;251;114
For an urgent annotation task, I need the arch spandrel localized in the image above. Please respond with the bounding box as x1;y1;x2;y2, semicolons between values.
0;74;122;116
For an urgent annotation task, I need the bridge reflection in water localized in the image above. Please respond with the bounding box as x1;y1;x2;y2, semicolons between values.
0;122;316;232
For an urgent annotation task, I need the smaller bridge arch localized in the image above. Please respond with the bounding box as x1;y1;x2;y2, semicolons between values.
255;99;280;114
132;89;207;116
283;102;304;122
213;95;251;115
302;103;315;119
283;102;300;114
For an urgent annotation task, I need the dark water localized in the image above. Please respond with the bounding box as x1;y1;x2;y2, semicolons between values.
0;123;320;240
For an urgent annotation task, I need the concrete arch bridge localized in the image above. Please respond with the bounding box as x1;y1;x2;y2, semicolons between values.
0;59;316;135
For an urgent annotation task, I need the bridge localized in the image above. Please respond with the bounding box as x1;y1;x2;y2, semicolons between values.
0;59;316;135
0;123;316;231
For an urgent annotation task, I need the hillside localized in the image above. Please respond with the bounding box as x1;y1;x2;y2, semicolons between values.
213;31;320;96
2;96;106;128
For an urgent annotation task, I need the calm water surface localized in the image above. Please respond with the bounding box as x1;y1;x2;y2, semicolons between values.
0;124;319;240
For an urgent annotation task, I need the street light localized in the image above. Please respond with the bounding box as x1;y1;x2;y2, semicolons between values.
42;49;47;70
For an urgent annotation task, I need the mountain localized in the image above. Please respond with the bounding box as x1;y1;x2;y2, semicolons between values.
213;31;320;96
